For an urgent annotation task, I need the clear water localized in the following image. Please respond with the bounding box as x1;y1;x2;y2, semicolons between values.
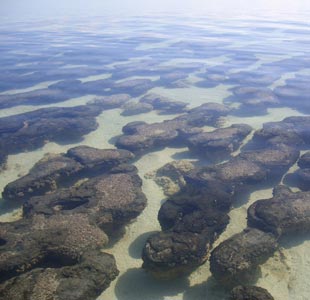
0;12;309;300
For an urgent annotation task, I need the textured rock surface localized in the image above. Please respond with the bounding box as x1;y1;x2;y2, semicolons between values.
116;103;230;153
226;86;279;115
2;147;134;201
140;93;188;113
66;146;134;169
87;94;130;109
247;186;310;236
253;116;310;147
151;160;195;196
112;79;155;96
142;186;231;278
294;168;310;191
0;214;109;282
121;101;153;116
0;250;118;300
24;172;147;235
3;154;83;201
187;124;252;160
210;228;278;287
298;151;310;169
229;285;274;300
142;231;209;279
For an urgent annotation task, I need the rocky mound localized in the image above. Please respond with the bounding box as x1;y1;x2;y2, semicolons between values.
0;250;118;300
3;146;134;201
140;93;188;114
186;124;252;160
229;285;274;300
116;103;231;154
247;186;310;236
24;173;147;235
210;228;278;287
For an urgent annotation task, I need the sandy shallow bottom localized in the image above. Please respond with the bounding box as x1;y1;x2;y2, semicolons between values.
0;61;309;300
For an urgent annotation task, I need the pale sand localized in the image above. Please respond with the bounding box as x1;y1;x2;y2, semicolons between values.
225;107;306;130
114;75;161;83
79;73;112;83
0;80;60;95
149;84;233;108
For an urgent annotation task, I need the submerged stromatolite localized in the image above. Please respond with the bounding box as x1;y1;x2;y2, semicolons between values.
24;172;147;235
229;285;274;300
0;250;118;300
253;116;310;147
0;213;109;282
148;160;195;196
186;123;252;160
115;102;231;154
209;228;278;287
112;78;155;96
142;231;210;279
121;101;153;116
247;185;310;236
284;151;310;191
2;146;134;201
0;95;133;170
225;86;279;116
140;93;188;114
142;184;232;278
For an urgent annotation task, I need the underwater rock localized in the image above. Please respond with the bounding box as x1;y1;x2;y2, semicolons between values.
115;119;181;153
248;186;310;236
186;157;266;192
121;101;153;116
0;105;102;169
24;173;147;235
140;93;188;113
227;86;279;115
3;154;83;201
3;146;134;201
226;69;280;87
0;250;118;300
142;231;209;279
229;285;274;300
87;93;130;109
112;79;155;96
158;204;229;236
0;213;109;282
159;71;188;86
209;228;278;287
274;75;310;114
0;153;7;170
0;88;80;109
253;116;310;148
151;160;195;196
239;145;299;178
66;145;134;170
116;103;230;154
187;124;252;160
298;151;310;169
178;102;230;127
158;187;232;232
294;168;310;191
142;185;231;279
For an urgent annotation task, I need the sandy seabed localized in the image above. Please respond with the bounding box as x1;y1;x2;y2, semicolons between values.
0;55;309;300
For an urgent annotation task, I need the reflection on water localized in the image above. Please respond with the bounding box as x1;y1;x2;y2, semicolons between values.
0;12;309;300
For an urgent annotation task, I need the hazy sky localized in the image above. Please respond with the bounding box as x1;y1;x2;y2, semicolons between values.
1;0;310;21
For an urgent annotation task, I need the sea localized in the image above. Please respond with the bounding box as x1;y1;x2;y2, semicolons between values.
0;10;309;300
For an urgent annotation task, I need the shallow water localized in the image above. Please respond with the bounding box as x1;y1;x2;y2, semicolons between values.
0;13;309;300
